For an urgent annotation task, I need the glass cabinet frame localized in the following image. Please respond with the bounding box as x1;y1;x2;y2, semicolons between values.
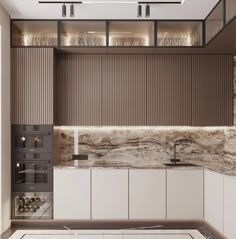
11;20;59;47
59;20;108;47
157;20;203;47
108;20;155;47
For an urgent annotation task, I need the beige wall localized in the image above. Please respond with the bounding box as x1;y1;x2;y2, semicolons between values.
0;3;11;234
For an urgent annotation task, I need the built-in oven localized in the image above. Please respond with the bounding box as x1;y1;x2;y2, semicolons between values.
11;192;53;219
12;125;52;153
12;153;53;192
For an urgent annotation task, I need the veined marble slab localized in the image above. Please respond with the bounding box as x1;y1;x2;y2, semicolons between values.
59;127;226;164
9;229;206;239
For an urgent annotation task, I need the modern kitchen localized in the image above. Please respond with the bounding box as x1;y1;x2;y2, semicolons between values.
1;0;236;239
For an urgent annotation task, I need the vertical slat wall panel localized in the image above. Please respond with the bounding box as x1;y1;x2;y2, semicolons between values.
56;55;102;125
192;55;233;126
147;55;192;125
11;48;54;124
102;55;146;125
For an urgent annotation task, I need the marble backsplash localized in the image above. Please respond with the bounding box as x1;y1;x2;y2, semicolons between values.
55;127;236;165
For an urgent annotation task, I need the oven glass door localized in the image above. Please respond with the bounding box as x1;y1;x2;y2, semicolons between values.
15;162;49;185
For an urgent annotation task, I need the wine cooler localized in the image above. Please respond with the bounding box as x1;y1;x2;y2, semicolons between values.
11;125;53;220
12;192;53;219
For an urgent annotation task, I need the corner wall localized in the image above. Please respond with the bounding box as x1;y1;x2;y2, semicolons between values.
0;3;11;234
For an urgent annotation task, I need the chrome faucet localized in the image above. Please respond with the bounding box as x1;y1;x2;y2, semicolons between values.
170;143;181;164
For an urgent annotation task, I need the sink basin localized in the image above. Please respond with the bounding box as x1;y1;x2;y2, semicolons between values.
164;163;198;167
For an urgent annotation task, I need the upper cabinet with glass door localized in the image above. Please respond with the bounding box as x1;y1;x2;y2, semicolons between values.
226;0;236;23
12;21;58;47
157;21;203;47
205;0;224;44
109;21;154;47
60;21;107;47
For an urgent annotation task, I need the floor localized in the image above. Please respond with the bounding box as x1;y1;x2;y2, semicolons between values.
0;221;224;239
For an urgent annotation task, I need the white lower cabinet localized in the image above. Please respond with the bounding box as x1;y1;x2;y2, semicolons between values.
54;168;91;219
204;169;224;234
129;169;166;219
224;175;236;239
92;169;128;219
166;169;203;220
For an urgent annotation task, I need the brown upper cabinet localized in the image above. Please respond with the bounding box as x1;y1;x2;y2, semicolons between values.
55;54;102;126
102;55;146;126
11;48;54;124
192;55;233;126
147;55;192;126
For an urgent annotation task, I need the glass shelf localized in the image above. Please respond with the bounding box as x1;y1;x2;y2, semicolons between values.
205;0;224;44
60;21;106;47
109;21;154;47
12;21;58;47
157;21;203;47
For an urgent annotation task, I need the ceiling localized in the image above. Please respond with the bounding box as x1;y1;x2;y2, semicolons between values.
0;0;219;20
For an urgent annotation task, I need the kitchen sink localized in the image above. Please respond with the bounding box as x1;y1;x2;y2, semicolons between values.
163;163;199;167
92;161;132;168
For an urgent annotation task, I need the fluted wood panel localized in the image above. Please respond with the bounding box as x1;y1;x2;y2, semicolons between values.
102;55;146;125
147;55;192;125
11;48;54;124
56;55;102;125
192;55;233;126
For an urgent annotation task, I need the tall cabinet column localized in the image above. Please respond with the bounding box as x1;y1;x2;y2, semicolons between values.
11;48;54;124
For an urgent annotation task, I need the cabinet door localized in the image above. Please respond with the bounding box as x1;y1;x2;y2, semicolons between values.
56;55;102;125
129;169;166;219
11;48;54;124
224;176;236;239
192;55;233;126
204;170;224;234
147;55;192;126
102;55;146;126
92;169;128;219
167;169;203;219
54;168;91;219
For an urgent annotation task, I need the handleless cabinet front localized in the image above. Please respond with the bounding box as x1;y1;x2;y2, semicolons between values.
92;169;128;220
167;169;203;220
224;175;236;239
129;169;166;219
11;48;54;124
204;170;224;234
54;168;91;219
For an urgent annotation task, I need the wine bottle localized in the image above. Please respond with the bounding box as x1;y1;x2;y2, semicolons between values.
35;197;41;203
